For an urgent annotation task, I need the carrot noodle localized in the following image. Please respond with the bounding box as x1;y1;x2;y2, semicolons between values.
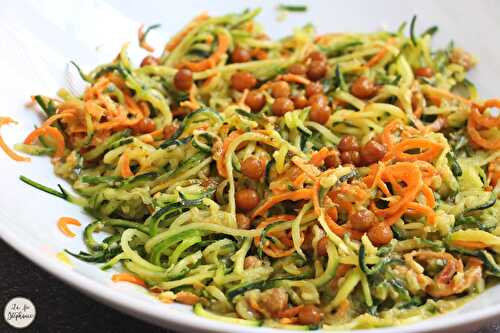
138;24;155;52
24;126;65;158
57;217;81;238
0;117;30;162
111;273;147;288
252;189;313;218
182;32;229;72
393;138;443;162
165;12;209;52
119;152;134;177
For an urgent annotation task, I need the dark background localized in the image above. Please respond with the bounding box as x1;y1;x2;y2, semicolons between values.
1;239;499;333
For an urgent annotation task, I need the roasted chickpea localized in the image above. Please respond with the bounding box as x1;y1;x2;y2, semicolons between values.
244;256;262;269
350;76;378;99
298;305;323;325
308;94;328;107
235;188;260;211
132;118;156;134
245;90;266;112
292;95;309;109
306;60;327;81
368;222;393;246
174;69;193;91
271;81;291;98
338;135;360;153
271;97;294;116
414;66;434;78
308;51;327;63
309;103;331;124
340;151;361;166
350;209;377;232
317;237;329;257
325;150;341;168
241;156;265;180
288;63;307;76
175;291;200;305
140;55;159;67
449;48;475;70
231;46;251;63
360;140;387;165
259;288;288;314
231;72;257;91
236;213;251;229
305;82;323;97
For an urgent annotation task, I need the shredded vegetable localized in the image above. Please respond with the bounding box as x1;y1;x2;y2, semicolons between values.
14;8;500;330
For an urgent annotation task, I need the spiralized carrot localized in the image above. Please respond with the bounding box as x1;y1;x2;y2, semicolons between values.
365;38;395;68
371;162;423;217
165;12;209;52
291;172;306;188
310;147;330;166
277;305;303;319
111;273;146;288
421;184;435;208
57;217;81;238
405;202;436;225
254;215;299;257
422;85;474;106
182;32;229;72
393;138;443;162
366;47;388;68
119;152;134;178
312;180;321;215
0;117;30;162
467;108;500;150
24;126;65;158
475;99;500;127
452;240;489;250
275;73;311;86
216;131;242;178
252;189;313;218
381;120;401;153
324;210;363;240
138;24;155;52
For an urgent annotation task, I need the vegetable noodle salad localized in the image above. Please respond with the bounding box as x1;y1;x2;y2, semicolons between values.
6;9;500;330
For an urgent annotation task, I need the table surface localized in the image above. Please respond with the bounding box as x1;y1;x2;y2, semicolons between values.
1;239;499;333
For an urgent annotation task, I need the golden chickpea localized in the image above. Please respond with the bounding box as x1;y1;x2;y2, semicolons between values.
174;69;193;91
288;63;307;75
245;90;266;112
235;188;260;211
298;305;322;325
309;103;331;124
349;209;377;232
368;222;393;246
231;72;257;91
140;55;159;67
231;46;251;63
241;156;265;180
271;81;291;98
271;97;294;116
351;76;378;99
306;60;327;81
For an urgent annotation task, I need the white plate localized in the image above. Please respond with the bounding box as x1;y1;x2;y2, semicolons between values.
1;1;500;332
